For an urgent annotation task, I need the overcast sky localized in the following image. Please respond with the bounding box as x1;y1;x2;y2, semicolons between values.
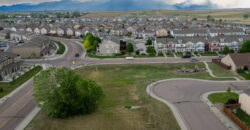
0;0;249;8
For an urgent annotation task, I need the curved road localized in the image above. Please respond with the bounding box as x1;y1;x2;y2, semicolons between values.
149;79;250;130
0;37;216;130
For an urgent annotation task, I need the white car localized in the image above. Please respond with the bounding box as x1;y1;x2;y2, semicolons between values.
125;57;134;60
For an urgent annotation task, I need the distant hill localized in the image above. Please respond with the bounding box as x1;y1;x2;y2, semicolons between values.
0;0;218;12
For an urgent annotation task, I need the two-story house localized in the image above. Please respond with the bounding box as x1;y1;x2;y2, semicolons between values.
0;52;23;81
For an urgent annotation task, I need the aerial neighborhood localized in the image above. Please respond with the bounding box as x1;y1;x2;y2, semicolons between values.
0;10;250;130
1;15;250;57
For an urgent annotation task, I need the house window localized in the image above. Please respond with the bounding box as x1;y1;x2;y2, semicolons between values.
239;38;243;42
178;40;182;43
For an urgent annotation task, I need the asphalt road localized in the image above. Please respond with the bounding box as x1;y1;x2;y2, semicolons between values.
0;37;216;130
151;79;250;130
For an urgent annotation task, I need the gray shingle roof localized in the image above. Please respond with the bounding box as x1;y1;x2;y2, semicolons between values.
0;52;19;62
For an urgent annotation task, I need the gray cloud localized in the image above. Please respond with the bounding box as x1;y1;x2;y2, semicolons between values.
0;0;61;6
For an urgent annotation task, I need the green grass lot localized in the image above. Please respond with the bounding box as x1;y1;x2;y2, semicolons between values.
166;52;174;57
175;52;183;57
208;63;238;78
235;109;250;127
0;66;42;98
208;92;239;104
55;41;66;54
237;70;250;80
26;63;236;130
200;52;218;56
87;52;163;59
208;92;250;127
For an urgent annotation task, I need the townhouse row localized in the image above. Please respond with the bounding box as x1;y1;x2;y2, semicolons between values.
154;36;250;53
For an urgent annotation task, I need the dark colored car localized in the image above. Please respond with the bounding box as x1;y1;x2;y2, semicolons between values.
75;53;80;57
190;58;199;62
182;55;191;58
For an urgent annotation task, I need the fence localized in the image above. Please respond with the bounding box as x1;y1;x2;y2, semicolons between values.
223;107;250;130
212;59;231;70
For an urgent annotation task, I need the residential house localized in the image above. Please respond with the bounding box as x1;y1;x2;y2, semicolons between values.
26;27;33;33
155;37;205;53
10;35;56;58
66;28;74;36
156;29;168;37
0;52;23;81
49;27;57;35
221;53;250;71
34;27;41;34
57;28;65;36
10;31;35;41
239;89;250;115
171;29;208;37
209;29;245;37
75;30;83;37
40;26;49;35
97;39;120;56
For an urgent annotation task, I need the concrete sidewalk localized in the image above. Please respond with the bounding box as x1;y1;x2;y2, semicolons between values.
203;62;241;81
201;91;241;130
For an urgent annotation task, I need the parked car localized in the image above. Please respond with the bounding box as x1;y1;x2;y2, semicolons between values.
190;58;199;62
125;57;134;60
182;55;191;58
75;53;80;57
218;54;225;58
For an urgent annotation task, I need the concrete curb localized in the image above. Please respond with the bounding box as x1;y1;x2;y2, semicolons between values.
201;91;241;130
145;78;248;130
10;64;48;130
0;65;43;105
146;79;189;130
0;78;33;105
15;107;41;130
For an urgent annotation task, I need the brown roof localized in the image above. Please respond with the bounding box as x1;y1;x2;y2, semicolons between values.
229;53;250;67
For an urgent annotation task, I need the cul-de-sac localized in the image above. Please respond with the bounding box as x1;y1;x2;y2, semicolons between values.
0;1;250;130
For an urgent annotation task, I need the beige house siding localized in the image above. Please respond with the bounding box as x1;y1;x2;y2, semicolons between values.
12;47;41;58
221;55;237;71
156;29;168;37
239;93;250;115
98;40;120;56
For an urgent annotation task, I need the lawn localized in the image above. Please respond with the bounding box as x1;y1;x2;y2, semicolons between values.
235;109;250;127
237;69;250;80
55;41;66;54
87;52;163;59
175;52;183;57
208;92;239;104
166;52;174;57
200;52;218;56
0;66;42;98
25;63;233;130
208;62;238;78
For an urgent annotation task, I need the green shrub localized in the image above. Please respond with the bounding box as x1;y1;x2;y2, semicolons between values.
33;67;104;118
114;53;122;56
158;52;164;56
0;87;3;92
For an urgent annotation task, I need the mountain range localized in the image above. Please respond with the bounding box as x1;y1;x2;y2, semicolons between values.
0;0;218;12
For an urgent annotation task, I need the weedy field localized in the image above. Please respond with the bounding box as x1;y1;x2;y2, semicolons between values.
25;63;237;130
83;9;250;24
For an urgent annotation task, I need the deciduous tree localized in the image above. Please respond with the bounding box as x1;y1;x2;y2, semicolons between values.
240;40;250;53
33;67;104;118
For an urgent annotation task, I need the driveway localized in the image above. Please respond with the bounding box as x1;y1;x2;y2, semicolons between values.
149;79;250;130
